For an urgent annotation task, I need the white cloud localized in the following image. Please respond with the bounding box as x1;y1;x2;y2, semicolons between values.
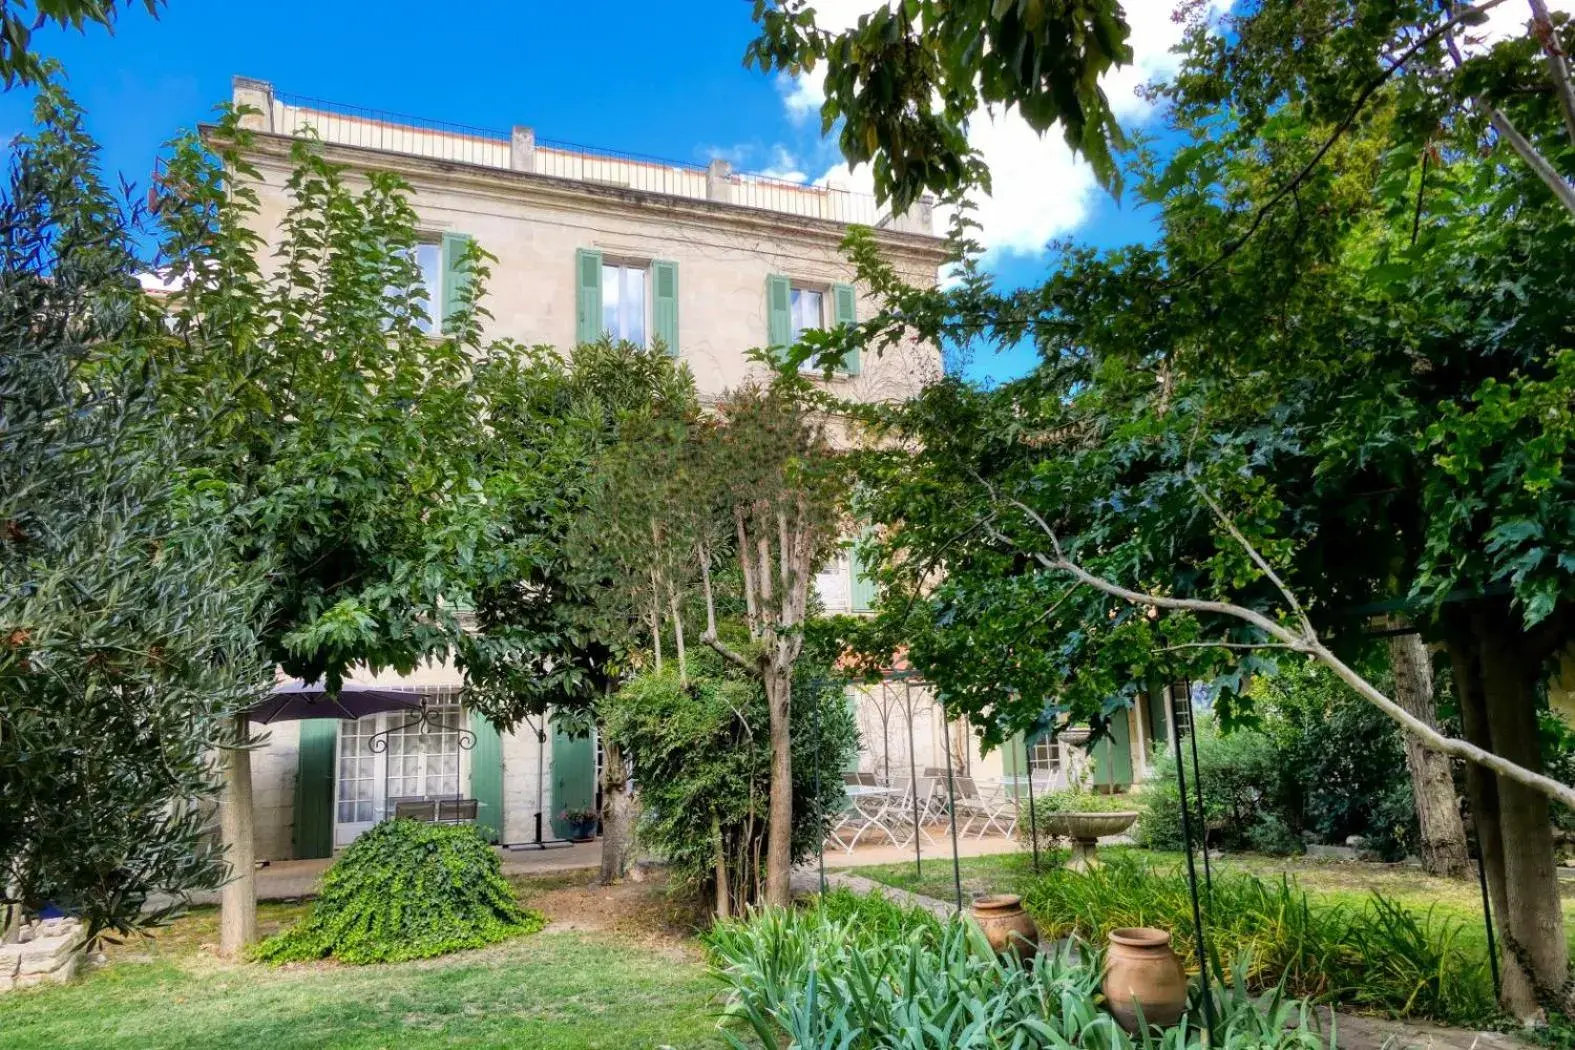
772;0;1214;259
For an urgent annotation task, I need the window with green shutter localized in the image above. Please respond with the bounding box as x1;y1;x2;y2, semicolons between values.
831;281;860;375
440;232;473;335
575;248;603;345
469;711;504;844
766;274;793;356
652;259;678;355
292;720;337;860
850;534;877;613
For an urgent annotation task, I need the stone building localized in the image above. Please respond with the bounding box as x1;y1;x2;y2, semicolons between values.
217;76;956;858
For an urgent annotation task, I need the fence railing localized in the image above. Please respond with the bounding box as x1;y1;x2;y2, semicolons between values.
262;90;933;236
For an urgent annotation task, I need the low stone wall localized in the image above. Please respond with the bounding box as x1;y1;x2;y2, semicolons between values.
0;917;86;992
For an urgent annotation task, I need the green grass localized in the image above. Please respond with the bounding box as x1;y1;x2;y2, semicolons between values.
0;881;728;1050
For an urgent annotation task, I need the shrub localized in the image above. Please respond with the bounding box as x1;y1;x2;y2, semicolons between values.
254;820;544;964
602;662;857;914
1134;723;1292;854
706;893;1333;1050
1019;858;1496;1026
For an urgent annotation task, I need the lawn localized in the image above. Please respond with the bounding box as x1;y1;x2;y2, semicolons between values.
0;872;730;1050
847;846;1575;957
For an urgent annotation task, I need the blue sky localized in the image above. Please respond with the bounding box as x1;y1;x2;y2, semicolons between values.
0;0;1174;384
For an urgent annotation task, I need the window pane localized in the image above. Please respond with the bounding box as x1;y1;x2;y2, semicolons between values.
602;263;620;338
623;266;646;347
417;242;442;334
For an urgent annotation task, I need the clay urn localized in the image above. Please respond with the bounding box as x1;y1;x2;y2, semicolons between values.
969;894;1039;963
1103;927;1188;1032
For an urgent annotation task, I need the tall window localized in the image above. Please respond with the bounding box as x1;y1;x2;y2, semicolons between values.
790;286;824;341
1029;736;1061;773
602;262;648;346
407;241;443;334
336;718;377;824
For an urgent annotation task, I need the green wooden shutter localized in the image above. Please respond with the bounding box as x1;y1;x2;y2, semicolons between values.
1093;709;1135;788
440;232;473;335
575;248;603;345
766;274;793;358
831;281;860;374
1003;731;1030;800
652;259;678;356
550;721;597;840
850;534;877;613
469;711;504;844
293;720;337;859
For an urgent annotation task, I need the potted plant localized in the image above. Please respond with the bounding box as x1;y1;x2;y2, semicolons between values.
558;807;599;842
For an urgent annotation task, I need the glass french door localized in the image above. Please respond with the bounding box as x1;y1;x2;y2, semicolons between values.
333;708;466;849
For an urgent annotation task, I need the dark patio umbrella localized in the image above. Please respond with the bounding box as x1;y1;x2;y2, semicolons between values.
247;679;428;725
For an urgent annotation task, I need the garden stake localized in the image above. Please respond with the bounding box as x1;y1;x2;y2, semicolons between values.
1471;820;1501;998
1182;683;1214;900
812;677;826;894
941;697;964;914
1171;688;1216;1043
1025;740;1040;872
904;677;922;877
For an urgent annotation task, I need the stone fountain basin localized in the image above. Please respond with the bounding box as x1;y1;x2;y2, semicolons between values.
1039;811;1140;840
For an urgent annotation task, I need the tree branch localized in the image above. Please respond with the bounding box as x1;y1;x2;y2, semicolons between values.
1444;8;1575;217
991;494;1575;812
1528;0;1575;148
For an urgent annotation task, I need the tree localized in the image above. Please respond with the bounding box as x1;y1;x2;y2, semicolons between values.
461;338;700;882
774;0;1575;1020
1385;624;1470;877
697;380;845;907
1;82;268;940
146;112;512;952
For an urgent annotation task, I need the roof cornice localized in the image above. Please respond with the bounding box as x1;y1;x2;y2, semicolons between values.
203;127;952;268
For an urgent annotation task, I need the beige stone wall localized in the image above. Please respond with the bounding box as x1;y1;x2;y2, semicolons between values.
247;719;300;862
233;135;945;407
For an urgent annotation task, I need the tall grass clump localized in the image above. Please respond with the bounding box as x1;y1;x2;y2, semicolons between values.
706;895;1334;1050
1020;858;1496;1026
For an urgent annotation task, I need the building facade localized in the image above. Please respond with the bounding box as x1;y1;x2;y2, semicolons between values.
222;77;952;859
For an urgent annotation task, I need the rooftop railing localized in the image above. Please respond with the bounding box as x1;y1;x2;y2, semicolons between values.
230;79;934;236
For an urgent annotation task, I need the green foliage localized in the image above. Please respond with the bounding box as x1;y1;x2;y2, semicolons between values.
706;892;1333;1050
1021;859;1497;1026
1136;669;1418;860
1135;723;1292;856
602;659;857;912
154;111;509;689
746;0;1132;210
0;80;268;937
0;2;157;87
254;820;543;965
460;337;700;729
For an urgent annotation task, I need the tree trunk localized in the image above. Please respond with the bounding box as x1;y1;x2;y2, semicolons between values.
713;817;731;919
1476;606;1570;1016
763;666;794;907
1386;627;1470;877
598;736;635;884
218;713;256;959
1447;605;1569;1023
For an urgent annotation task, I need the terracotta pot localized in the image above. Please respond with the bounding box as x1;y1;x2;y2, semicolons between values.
1103;927;1188;1032
969;894;1039;962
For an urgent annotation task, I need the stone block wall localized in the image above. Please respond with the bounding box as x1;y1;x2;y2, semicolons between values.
0;918;85;992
